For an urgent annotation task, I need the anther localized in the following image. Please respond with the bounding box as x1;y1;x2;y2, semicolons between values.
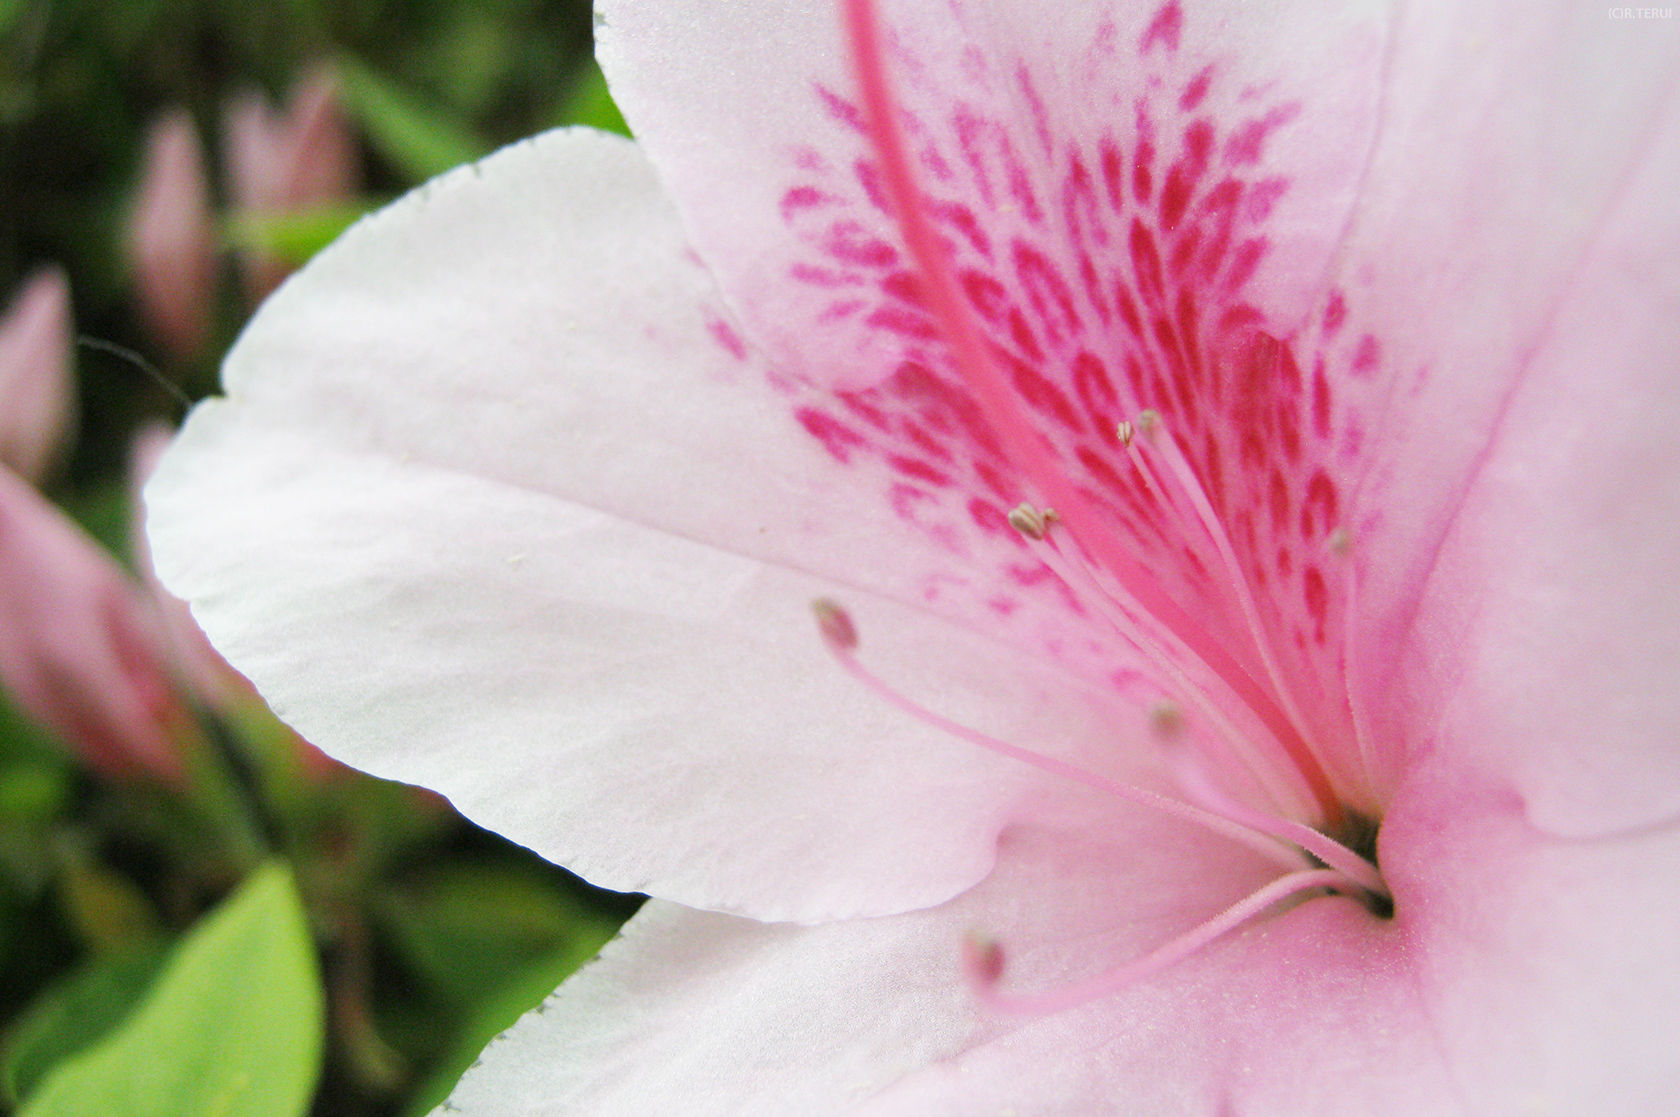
1149;699;1185;739
1327;527;1352;556
1115;419;1135;448
963;932;1005;984
1007;502;1051;540
812;598;859;652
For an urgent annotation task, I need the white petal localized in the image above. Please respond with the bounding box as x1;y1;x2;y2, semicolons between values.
148;129;1158;920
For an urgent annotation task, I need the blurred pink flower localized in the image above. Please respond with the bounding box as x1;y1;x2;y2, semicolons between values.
145;0;1680;1112
128;109;218;361
0;267;74;484
0;464;185;784
223;65;360;301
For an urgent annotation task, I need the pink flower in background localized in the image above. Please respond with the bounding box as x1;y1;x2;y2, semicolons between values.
0;464;186;785
146;0;1680;1113
223;65;360;301
128;109;218;360
0;268;75;483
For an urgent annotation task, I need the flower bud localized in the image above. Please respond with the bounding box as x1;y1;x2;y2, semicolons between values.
0;465;186;783
0;268;74;483
223;64;360;301
128;110;217;360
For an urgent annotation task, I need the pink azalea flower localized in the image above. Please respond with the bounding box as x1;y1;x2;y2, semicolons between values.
223;64;360;301
0;267;74;484
0;464;186;785
128;109;219;360
145;0;1680;1112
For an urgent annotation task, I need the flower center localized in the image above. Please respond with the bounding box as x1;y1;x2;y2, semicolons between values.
813;593;1390;1013
827;0;1393;1012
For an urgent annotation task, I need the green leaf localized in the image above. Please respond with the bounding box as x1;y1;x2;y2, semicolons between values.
379;863;623;1116
377;862;619;1004
0;763;70;822
556;57;630;137
57;861;164;955
0;0;23;40
19;863;324;1117
334;58;490;182
1;948;168;1105
222;204;373;268
401;918;621;1117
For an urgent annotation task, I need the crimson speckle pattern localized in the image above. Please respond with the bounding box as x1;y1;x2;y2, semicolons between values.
740;1;1387;766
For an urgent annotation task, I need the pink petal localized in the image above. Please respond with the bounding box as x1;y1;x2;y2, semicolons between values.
1310;2;1680;803
1401;67;1680;835
0;267;74;483
599;0;1384;393
1392;756;1680;1115
128;109;218;360
437;788;1286;1115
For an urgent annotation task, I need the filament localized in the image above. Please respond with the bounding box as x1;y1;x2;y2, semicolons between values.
1128;417;1321;778
1017;520;1312;818
815;599;1390;894
966;868;1346;1016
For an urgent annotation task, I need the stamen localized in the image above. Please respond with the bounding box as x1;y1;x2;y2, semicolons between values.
1010;506;1315;818
842;0;1343;823
810;600;1308;873
1168;754;1386;897
812;599;1387;898
966;868;1346;1016
1126;413;1321;779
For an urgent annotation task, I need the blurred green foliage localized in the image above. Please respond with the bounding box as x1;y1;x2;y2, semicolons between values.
19;863;321;1117
0;1;643;1114
1;0;607;476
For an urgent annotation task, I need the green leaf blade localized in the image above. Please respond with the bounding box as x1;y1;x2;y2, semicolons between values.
335;58;490;182
19;862;324;1117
